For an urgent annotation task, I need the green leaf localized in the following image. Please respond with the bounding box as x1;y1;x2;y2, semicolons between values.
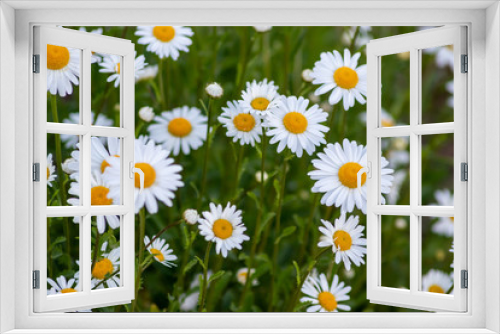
274;226;297;245
52;236;67;245
293;261;301;287
194;256;206;270
208;270;226;283
246;191;260;210
183;259;198;275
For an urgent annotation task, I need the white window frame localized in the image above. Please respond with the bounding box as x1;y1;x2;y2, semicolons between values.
0;1;499;333
366;26;467;312
32;26;136;312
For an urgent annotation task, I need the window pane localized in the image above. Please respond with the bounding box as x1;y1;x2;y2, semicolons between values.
381;137;410;205
92;52;122;128
47;216;81;295
46;45;81;124
421;216;454;295
47;133;80;206
421;134;454;206
381;215;410;289
91;136;122;206
91;216;121;290
421;45;454;124
381;52;410;126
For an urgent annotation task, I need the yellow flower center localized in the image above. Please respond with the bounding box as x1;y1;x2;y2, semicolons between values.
47;45;70;70
381;119;395;127
91;186;113;206
61;288;77;294
92;258;114;280
116;63;121;74
168;117;192;138
318;291;338;312
134;162;156;189
153;26;176;42
212;219;233;239
333;230;353;251
233;113;256;132
428;284;445;294
338;162;366;189
333;66;359;89
283;112;308;134
150;248;165;262
47;168;50;179
450;217;454;223
250;97;270;111
100;155;120;173
238;272;248;280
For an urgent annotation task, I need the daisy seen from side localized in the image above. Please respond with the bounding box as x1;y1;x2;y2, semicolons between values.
144;236;178;268
265;95;329;158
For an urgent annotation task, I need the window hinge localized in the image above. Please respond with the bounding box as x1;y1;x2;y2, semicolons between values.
33;270;40;289
33;54;40;73
461;54;468;73
461;162;468;181
33;163;40;182
461;270;468;289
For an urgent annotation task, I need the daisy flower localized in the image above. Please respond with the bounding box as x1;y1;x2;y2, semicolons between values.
308;139;394;213
236;268;258;286
218;100;263;147
98;53;147;87
317;213;367;271
91;246;121;289
148;106;207;156
78;27;103;63
301;273;351;312
422;269;453;294
47;275;79;295
46;44;80;97
265;96;329;158
431;189;454;237
61;112;113;148
311;48;367;111
239;79;280;117
198;202;250;258
144;236;177;268
105;136;184;214
47;153;57;187
135;26;194;60
68;172;120;234
136;64;158;82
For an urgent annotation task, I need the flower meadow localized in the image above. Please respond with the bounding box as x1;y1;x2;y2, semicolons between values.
46;26;455;312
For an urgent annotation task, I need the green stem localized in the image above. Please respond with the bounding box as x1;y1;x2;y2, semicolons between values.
239;136;267;308
198;99;212;210
144;219;182;249
298;193;320;264
132;208;147;312
50;94;71;269
283;31;290;94
232;145;245;200
90;230;101;272
235;28;255;97
268;159;288;311
327;104;338;143
198;241;212;312
158;58;168;110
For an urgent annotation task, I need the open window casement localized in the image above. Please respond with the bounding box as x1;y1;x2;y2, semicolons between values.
33;26;136;312
366;26;467;312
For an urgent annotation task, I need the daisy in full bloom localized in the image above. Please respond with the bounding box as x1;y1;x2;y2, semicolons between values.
46;44;80;97
68;172;120;233
61;112;113;148
218;100;263;147
265;96;329;158
148;106;207;156
144;236;177;268
431;189;454;237
236;268;258;286
311;48;367;111
78;27;103;63
98;53;147;87
239;79;280;117
69;137;121;181
317;213;367;271
422;269;453;294
308;139;394;213
47;275;79;295
301;273;351;312
105;137;184;214
135;26;194;60
47;153;57;187
91;246;121;289
198;202;250;258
